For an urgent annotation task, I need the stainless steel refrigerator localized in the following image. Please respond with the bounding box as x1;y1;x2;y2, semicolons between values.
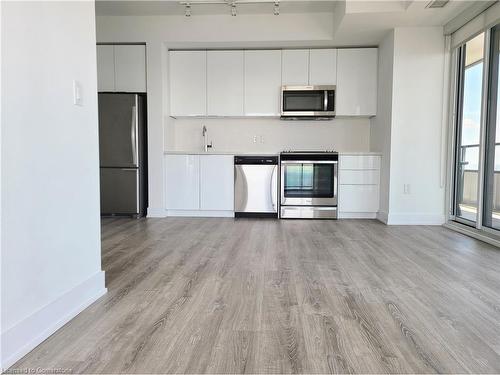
98;93;147;217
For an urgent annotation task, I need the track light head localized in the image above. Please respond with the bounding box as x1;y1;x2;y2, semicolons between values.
273;0;279;15
185;3;191;16
231;2;236;16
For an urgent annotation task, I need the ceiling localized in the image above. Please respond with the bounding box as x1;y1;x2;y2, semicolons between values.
95;0;491;45
332;0;484;44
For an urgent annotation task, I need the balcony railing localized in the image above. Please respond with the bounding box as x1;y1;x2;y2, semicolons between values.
458;143;500;208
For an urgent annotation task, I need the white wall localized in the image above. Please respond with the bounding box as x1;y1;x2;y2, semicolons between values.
370;30;394;221
170;118;370;153
371;27;446;225
96;13;335;46
1;1;106;368
389;27;445;224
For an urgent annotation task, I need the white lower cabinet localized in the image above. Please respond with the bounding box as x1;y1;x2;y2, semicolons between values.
165;154;234;215
338;154;381;218
165;153;380;219
165;154;200;210
200;155;234;211
338;185;380;213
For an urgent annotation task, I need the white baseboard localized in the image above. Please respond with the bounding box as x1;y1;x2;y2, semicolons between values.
377;211;389;224
147;207;167;218
1;271;107;370
166;210;234;218
386;212;446;225
338;212;377;219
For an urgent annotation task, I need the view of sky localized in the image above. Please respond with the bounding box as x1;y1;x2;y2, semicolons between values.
460;58;500;171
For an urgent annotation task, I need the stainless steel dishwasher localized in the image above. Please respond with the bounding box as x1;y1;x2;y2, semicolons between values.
234;155;278;218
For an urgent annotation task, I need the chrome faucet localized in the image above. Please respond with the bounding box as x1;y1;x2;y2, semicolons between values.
202;125;213;152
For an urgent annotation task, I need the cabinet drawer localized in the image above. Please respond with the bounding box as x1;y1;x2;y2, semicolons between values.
339;170;379;185
338;185;379;213
340;155;380;170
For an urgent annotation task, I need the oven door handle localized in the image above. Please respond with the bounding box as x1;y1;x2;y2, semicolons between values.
280;160;338;165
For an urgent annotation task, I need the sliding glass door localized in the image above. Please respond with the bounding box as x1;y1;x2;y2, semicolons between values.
452;25;500;234
454;33;485;224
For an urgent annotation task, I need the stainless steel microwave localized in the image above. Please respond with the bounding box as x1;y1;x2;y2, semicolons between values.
281;85;336;119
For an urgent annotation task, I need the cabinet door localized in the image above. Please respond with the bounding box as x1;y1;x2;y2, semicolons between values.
96;45;115;92
282;49;309;85
339;170;380;185
165;154;200;210
200;155;234;211
169;51;207;117
207;51;244;116
339;155;381;170
338;185;380;213
244;50;282;116
336;48;377;116
309;49;337;85
114;45;147;92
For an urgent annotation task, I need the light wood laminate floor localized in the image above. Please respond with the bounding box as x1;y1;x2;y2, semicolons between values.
12;218;500;373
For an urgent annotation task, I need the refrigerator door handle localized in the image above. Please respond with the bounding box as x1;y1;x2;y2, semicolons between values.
131;105;138;166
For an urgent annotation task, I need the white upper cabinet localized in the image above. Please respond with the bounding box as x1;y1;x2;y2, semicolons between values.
282;49;309;85
244;50;282;116
200;155;234;211
309;49;337;85
167;48;377;117
96;45;115;92
169;51;207;117
114;45;147;93
207;51;244;116
97;45;146;93
336;48;377;116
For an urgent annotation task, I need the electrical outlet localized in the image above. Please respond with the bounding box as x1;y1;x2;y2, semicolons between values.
404;184;411;194
253;135;257;143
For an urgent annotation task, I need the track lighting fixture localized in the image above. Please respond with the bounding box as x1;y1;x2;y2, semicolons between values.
179;0;280;17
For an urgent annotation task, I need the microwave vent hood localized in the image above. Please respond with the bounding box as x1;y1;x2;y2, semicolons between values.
281;85;336;119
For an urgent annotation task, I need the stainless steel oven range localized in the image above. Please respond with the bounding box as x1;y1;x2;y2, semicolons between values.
280;151;338;219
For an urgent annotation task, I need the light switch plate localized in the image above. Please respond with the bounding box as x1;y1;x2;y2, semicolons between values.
73;80;83;106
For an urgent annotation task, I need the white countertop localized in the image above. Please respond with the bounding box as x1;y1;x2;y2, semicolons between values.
339;151;382;156
164;150;279;156
164;150;382;156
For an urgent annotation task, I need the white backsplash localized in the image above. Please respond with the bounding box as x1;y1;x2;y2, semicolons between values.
165;117;371;153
